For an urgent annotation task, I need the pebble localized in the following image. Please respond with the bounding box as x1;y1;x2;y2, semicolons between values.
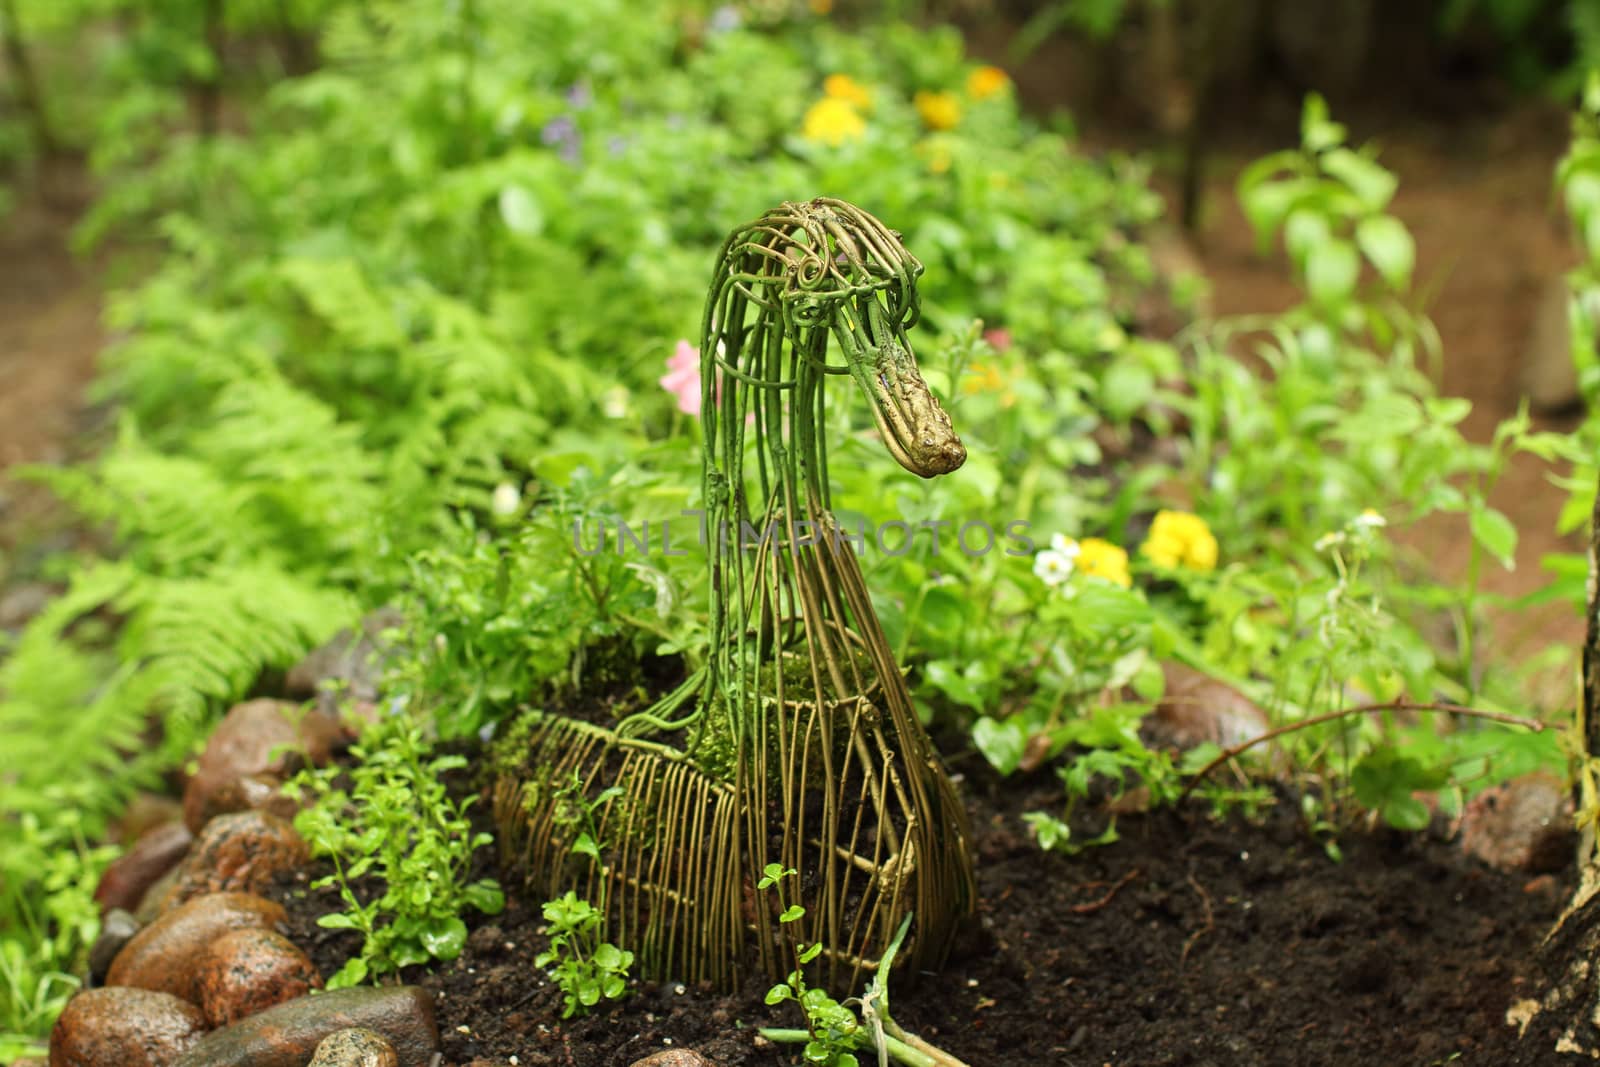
285;607;402;717
134;866;181;923
87;908;141;986
308;1028;399;1067
628;1052;714;1067
183;698;345;832
191;772;302;828
106;891;287;1002
1144;661;1268;750
1459;772;1575;874
110;794;185;845
156;810;308;909
171;985;440;1067
196;927;323;1026
94;821;193;915
49;986;207;1067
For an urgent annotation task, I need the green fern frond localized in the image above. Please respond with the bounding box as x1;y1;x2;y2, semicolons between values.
113;564;360;746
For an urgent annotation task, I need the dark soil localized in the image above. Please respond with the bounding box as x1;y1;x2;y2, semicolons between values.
270;750;1573;1067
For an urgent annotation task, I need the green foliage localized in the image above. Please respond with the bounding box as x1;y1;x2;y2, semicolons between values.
2;0;1594;1043
286;719;503;988
534;891;634;1019
758;864;866;1067
532;772;633;1018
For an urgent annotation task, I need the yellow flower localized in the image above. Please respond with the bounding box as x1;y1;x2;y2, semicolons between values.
1139;510;1219;573
823;73;871;111
801;97;865;146
961;361;1015;407
966;65;1010;100
1076;537;1132;588
914;90;962;131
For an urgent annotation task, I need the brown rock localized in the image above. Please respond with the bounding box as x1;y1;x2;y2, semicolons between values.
308;1027;399;1067
184;699;344;833
95;821;193;916
49;986;207;1067
1459;772;1576;874
285;607;402;718
196;928;322;1026
629;1052;714;1067
191;773;302;828
110;794;185;845
171;986;439;1067
158;810;308;910
106;891;287;1002
1144;662;1268;751
134;866;181;923
87;909;141;985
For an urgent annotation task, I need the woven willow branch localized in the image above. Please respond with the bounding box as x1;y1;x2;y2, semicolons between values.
495;198;975;994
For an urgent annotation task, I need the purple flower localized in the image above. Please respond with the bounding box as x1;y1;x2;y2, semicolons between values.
607;135;630;157
708;5;741;33
566;81;593;110
540;114;578;146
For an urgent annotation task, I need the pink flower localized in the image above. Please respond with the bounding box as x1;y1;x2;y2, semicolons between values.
660;339;703;416
983;327;1012;353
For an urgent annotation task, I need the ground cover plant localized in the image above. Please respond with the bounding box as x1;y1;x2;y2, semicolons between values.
2;0;1599;1061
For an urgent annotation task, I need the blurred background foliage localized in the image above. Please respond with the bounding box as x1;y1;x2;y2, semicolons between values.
2;0;1599;1056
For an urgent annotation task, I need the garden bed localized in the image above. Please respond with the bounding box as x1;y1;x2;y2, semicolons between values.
269;756;1568;1067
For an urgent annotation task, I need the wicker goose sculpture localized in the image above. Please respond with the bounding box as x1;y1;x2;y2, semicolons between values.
495;197;976;994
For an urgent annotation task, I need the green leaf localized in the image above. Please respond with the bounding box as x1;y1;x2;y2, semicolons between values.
499;185;545;236
1284;209;1330;268
971;716;1027;776
765;983;790;1005
1305;238;1360;309
420;916;467;959
327;957;368;989
1100;358;1155;423
779;904;805;923
1321;147;1396;210
317;912;362;931
571;831;599;861
799;942;823;963
1355;215;1415;290
1469;505;1518;570
1300;93;1346;153
463;879;505;915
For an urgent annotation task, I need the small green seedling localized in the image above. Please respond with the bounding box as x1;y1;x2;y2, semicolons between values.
535;773;634;1017
759;863;867;1067
534;890;634;1018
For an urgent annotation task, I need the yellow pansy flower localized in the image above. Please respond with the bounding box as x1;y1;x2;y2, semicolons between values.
823;73;871;110
1139;510;1219;573
801;97;865;146
913;90;962;131
966;65;1010;100
960;361;1015;407
1076;537;1132;588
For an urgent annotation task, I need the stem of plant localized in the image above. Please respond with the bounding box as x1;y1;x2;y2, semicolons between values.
758;1028;945;1067
1178;699;1547;804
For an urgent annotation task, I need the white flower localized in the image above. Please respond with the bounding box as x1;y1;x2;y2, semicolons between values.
1314;531;1344;553
1353;508;1387;530
491;481;522;517
1033;547;1076;587
602;385;630;419
1049;532;1082;560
